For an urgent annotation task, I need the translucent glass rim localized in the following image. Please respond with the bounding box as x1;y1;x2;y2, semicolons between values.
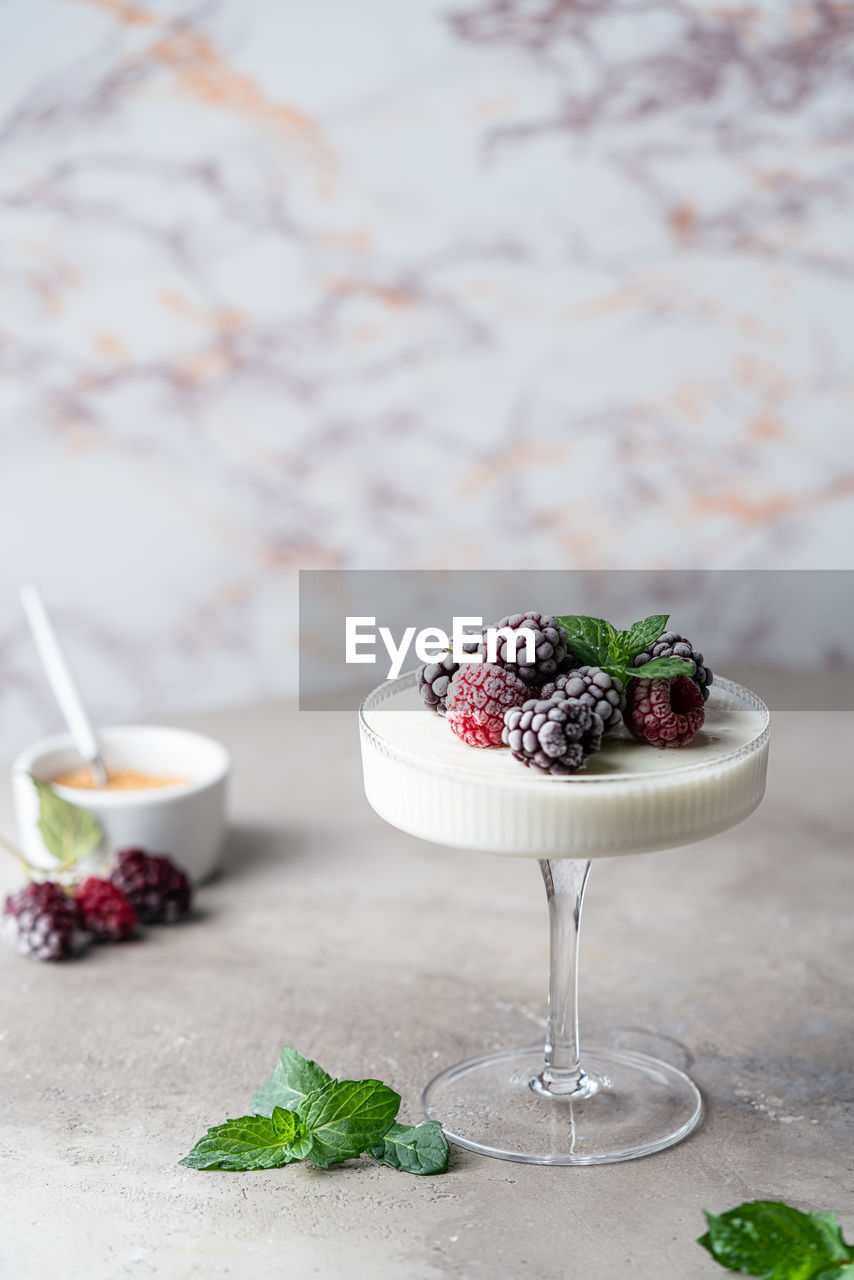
359;670;770;789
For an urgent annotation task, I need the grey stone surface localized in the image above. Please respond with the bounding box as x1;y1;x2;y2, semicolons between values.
1;705;852;1279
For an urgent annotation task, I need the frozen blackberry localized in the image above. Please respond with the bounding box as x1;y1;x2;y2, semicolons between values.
417;635;484;715
633;631;713;702
2;881;90;961
417;654;458;716
540;666;626;733
76;877;137;941
624;675;705;748
502;699;603;775
111;849;192;924
478;612;570;686
446;663;528;747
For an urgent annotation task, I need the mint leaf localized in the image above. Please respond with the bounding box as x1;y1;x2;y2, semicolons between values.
698;1200;854;1278
556;616;610;667
32;777;102;870
370;1121;449;1176
298;1078;401;1169
602;620;621;664
632;656;694;680
251;1047;332;1117
620;615;669;661
179;1106;310;1171
600;657;693;686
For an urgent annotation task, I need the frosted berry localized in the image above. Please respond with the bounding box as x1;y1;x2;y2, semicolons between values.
2;881;90;961
416;631;483;716
111;849;192;923
76;877;137;941
446;663;528;747
477;612;570;686
503;699;603;775
633;632;713;702
541;666;626;732
624;675;705;748
417;654;457;715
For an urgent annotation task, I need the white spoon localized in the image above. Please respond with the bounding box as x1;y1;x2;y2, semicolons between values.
20;584;108;786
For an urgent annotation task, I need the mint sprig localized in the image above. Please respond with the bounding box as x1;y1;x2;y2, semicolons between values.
32;777;102;872
555;613;694;687
180;1047;450;1177
698;1199;854;1277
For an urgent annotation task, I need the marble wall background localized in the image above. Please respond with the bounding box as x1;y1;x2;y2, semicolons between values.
2;0;853;757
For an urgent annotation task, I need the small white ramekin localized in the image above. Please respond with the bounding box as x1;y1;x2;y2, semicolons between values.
11;724;230;884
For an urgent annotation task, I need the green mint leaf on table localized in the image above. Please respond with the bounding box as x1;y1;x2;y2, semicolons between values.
698;1200;854;1278
251;1046;332;1117
180;1048;446;1178
32;777;102;870
370;1121;449;1176
298;1078;401;1169
620;615;669;661
179;1106;311;1171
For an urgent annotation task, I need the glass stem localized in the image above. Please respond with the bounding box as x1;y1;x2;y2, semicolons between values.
533;858;595;1099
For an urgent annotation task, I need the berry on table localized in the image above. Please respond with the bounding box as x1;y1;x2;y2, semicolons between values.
541;666;626;732
446;663;528;747
624;675;705;748
633;632;713;702
477;613;570;687
502;699;604;775
2;881;90;961
76;877;137;941
111;848;192;923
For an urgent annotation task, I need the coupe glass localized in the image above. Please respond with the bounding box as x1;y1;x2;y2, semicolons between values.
359;673;769;1165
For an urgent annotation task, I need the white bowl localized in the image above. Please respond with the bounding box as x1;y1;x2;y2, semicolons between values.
11;724;230;884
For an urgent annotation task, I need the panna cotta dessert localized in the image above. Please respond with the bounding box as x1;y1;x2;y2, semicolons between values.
361;673;768;859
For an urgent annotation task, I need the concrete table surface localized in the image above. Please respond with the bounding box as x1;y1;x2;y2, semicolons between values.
1;704;852;1280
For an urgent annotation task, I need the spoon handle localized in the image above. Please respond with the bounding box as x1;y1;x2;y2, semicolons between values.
20;585;108;786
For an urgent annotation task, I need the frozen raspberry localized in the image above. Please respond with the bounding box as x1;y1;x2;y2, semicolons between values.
477;613;570;686
76;877;137;941
624;675;705;748
502;699;603;775
2;881;90;961
633;632;713;702
111;849;192;923
541;666;626;732
446;663;528;747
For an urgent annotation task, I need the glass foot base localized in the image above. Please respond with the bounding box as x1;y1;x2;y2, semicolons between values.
422;1045;703;1165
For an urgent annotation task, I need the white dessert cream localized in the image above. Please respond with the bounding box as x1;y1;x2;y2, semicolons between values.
360;674;769;859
